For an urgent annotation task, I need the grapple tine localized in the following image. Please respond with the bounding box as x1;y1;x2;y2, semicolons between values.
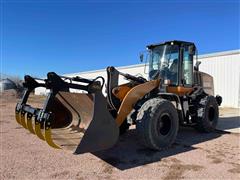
26;113;35;134
15;111;22;125
20;111;28;129
44;118;61;149
35;117;45;140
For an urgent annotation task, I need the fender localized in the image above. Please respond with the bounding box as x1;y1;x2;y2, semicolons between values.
116;79;160;126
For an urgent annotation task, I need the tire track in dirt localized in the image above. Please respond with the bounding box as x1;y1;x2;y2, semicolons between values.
162;158;204;180
228;163;240;174
50;170;70;179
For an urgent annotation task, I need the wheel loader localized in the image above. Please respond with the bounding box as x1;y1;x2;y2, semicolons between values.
15;40;222;154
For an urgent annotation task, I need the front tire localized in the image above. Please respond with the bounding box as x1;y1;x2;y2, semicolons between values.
136;98;179;150
195;96;219;132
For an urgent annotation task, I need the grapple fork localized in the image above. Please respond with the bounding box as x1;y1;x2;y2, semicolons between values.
15;72;119;154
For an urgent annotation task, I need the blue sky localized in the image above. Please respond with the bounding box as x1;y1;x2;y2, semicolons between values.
1;0;239;78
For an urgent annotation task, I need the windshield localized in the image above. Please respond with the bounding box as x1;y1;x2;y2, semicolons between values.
148;44;179;85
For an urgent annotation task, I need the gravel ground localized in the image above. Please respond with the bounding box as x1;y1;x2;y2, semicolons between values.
0;92;240;179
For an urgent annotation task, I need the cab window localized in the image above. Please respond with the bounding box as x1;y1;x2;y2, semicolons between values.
182;46;193;85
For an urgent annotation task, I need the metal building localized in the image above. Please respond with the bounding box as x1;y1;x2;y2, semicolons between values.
35;49;240;108
0;78;17;92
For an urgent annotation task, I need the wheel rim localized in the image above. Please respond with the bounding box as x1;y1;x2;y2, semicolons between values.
157;113;172;136
208;106;216;122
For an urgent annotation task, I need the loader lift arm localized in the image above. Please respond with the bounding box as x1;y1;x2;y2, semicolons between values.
106;66;147;111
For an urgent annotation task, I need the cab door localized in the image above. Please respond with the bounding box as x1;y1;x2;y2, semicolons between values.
167;45;195;96
182;45;194;87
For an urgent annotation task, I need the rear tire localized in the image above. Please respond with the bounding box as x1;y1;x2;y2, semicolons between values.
195;96;219;132
136;98;179;150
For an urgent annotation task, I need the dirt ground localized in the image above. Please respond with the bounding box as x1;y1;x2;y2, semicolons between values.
0;91;240;179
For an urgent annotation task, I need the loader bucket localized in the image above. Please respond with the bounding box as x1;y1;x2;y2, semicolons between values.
44;91;119;154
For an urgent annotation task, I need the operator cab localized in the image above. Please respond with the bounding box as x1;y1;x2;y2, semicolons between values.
146;40;196;95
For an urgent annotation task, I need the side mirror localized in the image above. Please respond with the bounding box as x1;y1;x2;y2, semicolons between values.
188;45;196;55
194;61;201;71
139;53;144;62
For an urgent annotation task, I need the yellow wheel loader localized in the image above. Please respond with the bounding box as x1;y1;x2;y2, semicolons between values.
15;40;222;154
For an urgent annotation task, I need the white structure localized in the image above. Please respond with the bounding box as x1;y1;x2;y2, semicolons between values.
198;50;240;108
35;49;240;108
0;78;17;92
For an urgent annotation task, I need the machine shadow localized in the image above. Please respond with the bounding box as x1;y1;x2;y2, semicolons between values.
217;116;240;131
93;126;225;170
